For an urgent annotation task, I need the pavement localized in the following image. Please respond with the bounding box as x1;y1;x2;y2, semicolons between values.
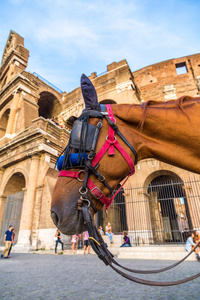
0;252;200;300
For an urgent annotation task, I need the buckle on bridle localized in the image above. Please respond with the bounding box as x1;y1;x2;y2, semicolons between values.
91;186;103;199
79;187;88;195
98;174;105;182
106;136;117;142
77;170;85;182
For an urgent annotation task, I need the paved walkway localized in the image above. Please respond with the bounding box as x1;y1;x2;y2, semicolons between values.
0;253;200;300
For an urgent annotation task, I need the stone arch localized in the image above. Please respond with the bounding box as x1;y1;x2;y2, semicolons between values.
0;108;10;138
0;172;26;246
3;172;26;196
1;167;28;197
144;170;184;188
37;91;62;119
145;170;192;244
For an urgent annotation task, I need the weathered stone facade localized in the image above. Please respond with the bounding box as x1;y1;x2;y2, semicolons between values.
0;31;68;250
0;31;200;249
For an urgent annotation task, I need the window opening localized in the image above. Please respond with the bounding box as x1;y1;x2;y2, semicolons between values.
175;62;188;75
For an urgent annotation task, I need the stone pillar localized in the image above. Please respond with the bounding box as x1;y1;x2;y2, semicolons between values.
0;168;4;190
31;185;44;249
6;91;20;135
0;168;5;225
17;154;40;248
0;195;6;226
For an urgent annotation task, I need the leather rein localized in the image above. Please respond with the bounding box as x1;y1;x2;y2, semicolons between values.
82;205;200;286
58;104;200;286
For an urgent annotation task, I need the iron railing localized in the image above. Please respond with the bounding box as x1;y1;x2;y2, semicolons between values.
96;176;200;245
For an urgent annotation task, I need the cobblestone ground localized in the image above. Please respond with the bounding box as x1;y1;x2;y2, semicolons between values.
0;253;200;300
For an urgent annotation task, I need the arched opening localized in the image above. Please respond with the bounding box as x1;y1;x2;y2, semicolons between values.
100;99;117;104
38;91;62;119
0;108;10;138
148;174;192;244
0;172;26;246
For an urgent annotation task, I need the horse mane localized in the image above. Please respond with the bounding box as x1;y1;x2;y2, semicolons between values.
139;96;200;129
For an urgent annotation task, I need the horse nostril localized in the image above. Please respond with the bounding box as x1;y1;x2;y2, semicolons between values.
51;210;59;226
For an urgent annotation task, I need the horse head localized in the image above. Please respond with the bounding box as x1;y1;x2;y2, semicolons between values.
51;74;137;235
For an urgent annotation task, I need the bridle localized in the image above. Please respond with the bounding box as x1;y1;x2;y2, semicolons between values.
57;104;200;286
58;104;138;212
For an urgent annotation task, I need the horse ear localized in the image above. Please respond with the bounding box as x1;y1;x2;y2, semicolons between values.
81;74;101;111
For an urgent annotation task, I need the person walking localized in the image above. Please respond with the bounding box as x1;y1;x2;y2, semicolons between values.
1;225;13;259
83;231;90;254
8;228;15;257
54;229;64;255
71;234;77;253
76;234;82;251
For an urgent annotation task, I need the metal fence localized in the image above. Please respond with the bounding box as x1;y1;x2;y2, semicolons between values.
0;191;24;247
96;175;200;245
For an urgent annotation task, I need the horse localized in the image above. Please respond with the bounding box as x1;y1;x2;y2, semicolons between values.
51;74;200;236
51;74;200;286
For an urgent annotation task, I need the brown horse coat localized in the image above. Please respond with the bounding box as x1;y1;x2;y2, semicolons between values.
51;96;200;234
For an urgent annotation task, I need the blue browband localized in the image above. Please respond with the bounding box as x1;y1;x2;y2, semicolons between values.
57;153;88;171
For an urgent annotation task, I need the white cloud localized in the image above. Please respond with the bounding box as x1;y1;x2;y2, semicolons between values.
1;0;200;91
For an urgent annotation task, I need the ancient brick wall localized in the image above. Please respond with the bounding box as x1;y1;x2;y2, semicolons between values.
132;54;200;102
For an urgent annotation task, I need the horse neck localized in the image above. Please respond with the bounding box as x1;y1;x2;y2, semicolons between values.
112;101;200;174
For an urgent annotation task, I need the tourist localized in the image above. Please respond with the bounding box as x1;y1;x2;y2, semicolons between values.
193;230;200;246
105;222;113;243
83;231;90;254
54;229;64;255
185;231;200;261
98;226;104;236
8;228;15;257
71;234;77;253
120;231;132;247
1;225;13;259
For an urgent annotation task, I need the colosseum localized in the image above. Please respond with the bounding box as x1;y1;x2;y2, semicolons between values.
0;30;200;250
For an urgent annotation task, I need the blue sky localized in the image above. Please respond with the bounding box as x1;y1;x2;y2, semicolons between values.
0;0;200;92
